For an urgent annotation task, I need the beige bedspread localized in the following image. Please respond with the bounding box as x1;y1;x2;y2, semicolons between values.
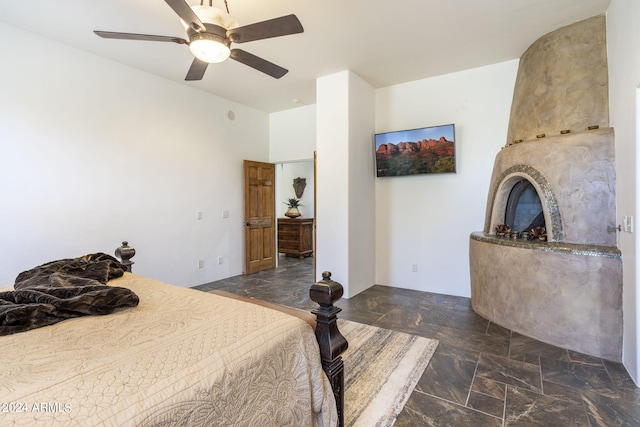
0;273;337;426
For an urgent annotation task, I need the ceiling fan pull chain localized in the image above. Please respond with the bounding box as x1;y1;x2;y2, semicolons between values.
224;0;230;14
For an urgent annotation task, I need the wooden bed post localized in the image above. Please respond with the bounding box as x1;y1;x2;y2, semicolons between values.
310;271;348;427
115;241;136;272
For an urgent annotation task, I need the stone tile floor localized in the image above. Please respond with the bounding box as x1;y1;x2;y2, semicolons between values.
194;256;640;426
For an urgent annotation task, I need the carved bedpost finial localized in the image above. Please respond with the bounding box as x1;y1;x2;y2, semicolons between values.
115;241;136;272
310;271;344;309
310;271;348;427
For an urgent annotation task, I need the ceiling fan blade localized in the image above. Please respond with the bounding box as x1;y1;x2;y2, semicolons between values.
94;31;187;44
230;49;288;79
185;58;209;81
164;0;206;32
227;15;303;43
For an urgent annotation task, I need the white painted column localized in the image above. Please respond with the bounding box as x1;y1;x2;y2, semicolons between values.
315;71;375;298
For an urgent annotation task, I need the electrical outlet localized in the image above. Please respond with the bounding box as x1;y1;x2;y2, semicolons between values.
217;256;223;265
196;211;203;220
198;260;204;269
221;210;229;218
412;264;418;272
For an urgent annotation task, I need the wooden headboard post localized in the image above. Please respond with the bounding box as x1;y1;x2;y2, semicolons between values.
115;241;136;272
310;271;348;427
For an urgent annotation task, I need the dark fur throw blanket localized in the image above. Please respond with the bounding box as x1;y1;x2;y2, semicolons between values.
0;253;139;336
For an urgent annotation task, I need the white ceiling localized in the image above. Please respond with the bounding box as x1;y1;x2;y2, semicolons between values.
0;0;611;113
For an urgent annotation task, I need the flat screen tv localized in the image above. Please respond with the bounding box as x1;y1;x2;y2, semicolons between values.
374;123;456;177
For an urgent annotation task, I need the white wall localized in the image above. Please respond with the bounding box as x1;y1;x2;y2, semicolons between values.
374;60;519;297
316;71;376;296
347;73;376;296
269;104;316;162
275;162;314;219
270;105;316;220
0;23;269;287
607;0;640;384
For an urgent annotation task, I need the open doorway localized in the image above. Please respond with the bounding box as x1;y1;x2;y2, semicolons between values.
275;160;315;269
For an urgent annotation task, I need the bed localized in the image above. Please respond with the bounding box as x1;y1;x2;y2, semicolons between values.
0;243;347;426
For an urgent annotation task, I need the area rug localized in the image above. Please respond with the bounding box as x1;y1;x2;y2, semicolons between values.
340;319;439;427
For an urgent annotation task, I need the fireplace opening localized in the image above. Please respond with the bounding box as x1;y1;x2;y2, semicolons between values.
504;179;545;232
489;165;562;241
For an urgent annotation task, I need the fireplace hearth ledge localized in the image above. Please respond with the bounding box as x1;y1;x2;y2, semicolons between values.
470;232;621;259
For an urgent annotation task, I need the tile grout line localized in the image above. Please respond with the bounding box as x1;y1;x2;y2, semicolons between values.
502;386;508;427
465;353;481;407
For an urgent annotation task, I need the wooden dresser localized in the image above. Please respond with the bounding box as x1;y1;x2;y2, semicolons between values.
277;218;314;258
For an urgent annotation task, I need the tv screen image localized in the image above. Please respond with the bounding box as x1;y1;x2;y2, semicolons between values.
375;124;455;177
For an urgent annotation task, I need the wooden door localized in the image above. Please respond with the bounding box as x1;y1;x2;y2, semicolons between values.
243;160;276;274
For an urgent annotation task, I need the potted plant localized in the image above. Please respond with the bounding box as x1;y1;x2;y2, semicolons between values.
284;198;303;218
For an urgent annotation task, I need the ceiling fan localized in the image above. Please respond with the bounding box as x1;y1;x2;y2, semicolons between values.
94;0;303;80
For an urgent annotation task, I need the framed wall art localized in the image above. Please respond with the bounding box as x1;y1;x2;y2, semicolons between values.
375;123;456;177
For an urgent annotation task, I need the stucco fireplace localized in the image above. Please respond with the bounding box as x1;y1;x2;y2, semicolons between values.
469;15;623;361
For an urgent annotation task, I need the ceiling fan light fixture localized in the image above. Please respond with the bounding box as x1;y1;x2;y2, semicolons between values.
94;3;302;80
189;33;230;63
